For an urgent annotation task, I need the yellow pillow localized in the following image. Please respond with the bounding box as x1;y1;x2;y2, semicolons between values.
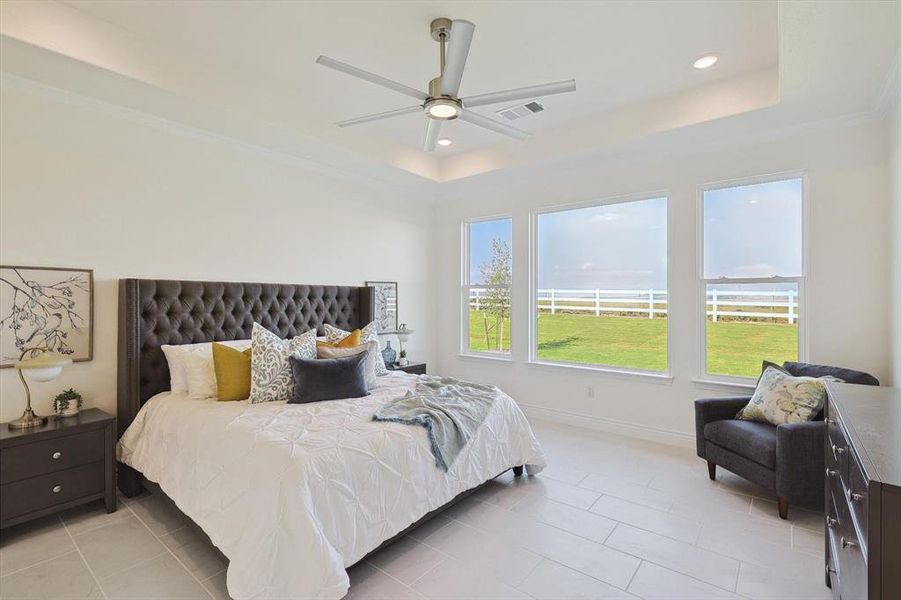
316;329;362;349
212;343;252;401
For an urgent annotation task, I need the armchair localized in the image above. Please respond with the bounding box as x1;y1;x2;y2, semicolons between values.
695;362;879;519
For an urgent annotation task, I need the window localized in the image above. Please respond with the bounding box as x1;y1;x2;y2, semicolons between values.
533;196;668;372
463;217;512;355
701;177;804;379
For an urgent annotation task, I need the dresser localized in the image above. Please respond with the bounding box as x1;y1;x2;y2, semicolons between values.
1;409;116;528
824;383;900;599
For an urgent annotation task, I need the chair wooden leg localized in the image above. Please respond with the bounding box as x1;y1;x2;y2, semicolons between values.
707;461;716;481
512;465;524;477
778;497;789;520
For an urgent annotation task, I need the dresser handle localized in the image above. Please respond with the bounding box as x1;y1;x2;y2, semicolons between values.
848;489;864;502
826;418;836;426
825;516;838;528
831;444;845;455
51;451;62;460
841;536;857;550
826;468;839;477
52;485;62;494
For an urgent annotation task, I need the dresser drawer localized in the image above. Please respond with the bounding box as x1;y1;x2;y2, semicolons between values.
826;406;849;480
0;428;105;485
0;462;104;522
846;452;869;549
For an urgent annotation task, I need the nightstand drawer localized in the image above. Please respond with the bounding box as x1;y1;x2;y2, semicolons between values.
0;428;105;484
0;462;104;522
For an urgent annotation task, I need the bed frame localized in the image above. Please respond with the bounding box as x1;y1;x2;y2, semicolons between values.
116;278;522;557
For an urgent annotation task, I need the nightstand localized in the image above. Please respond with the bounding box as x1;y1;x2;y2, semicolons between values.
387;361;427;375
1;408;116;529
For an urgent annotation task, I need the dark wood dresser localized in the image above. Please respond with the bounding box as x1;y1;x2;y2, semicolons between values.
1;409;116;528
824;383;900;599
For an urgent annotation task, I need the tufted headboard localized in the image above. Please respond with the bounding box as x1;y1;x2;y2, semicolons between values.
116;278;373;495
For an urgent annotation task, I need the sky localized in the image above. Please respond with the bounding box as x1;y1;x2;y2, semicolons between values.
469;178;802;290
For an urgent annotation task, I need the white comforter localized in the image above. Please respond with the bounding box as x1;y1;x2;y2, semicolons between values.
117;372;546;600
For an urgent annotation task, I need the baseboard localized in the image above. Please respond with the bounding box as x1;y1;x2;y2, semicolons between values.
519;403;695;449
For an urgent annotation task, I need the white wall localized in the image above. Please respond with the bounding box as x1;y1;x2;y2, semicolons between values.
0;77;435;422
434;116;893;443
889;99;901;386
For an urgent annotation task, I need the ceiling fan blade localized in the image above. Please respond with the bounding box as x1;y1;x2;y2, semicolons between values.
336;105;422;127
424;119;444;152
316;56;428;101
462;79;576;108
458;109;530;140
440;19;475;97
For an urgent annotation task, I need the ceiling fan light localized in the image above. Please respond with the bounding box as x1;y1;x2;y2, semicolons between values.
437;138;453;146
425;98;461;119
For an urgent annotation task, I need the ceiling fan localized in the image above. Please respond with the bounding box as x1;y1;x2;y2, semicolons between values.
316;18;576;151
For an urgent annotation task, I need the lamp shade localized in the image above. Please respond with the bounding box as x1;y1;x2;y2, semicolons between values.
396;329;414;343
15;352;71;382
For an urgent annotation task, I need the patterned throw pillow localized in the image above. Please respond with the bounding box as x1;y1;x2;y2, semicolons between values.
324;321;388;376
249;323;317;404
736;364;836;425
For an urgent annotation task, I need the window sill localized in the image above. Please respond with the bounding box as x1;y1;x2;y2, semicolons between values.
527;360;673;384
692;378;756;391
456;352;514;363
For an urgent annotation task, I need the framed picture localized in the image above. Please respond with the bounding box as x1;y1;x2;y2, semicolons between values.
365;281;398;333
0;266;94;367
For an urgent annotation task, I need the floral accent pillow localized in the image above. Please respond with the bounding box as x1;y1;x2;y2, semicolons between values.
737;364;839;425
324;321;388;376
249;323;317;404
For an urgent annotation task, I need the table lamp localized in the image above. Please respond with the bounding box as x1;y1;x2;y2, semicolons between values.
396;323;414;356
9;347;72;430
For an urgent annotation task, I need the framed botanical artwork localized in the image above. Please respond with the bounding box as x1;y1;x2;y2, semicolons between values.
0;266;94;367
365;281;398;333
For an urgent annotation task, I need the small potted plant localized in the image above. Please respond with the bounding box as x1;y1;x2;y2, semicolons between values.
397;349;409;367
54;388;82;418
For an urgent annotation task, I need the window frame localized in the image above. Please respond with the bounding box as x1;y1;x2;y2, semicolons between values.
528;191;672;377
461;214;514;359
697;171;809;384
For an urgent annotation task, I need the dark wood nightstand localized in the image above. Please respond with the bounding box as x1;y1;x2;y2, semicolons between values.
387;361;427;375
1;408;116;529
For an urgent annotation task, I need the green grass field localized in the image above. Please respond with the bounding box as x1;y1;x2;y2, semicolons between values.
468;311;797;377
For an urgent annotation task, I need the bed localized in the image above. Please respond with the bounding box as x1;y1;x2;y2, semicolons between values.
115;279;546;600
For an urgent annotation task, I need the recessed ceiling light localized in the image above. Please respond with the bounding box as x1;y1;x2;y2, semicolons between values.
692;55;718;69
437;138;453;147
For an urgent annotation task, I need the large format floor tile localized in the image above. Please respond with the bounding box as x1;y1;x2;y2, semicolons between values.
0;516;74;576
0;551;103;600
72;515;166;579
518;558;636;599
627;562;743;600
590;496;702;544
99;552;211;599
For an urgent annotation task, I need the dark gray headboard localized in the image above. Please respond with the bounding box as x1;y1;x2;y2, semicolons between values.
116;278;373;494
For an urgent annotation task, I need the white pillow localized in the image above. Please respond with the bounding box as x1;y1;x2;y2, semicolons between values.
323;322;388;376
183;352;218;399
249;323;317;404
161;340;251;393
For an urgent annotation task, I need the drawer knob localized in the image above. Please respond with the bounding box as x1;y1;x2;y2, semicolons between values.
826;418;836;426
831;444;845;455
52;485;62;494
841;536;857;550
826;468;839;477
51;451;62;460
848;490;864;502
825;516;838;528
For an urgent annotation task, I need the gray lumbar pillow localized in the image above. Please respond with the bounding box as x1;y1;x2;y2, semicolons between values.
288;352;369;404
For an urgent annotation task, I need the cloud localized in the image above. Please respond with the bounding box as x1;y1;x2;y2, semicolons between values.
580;262;594;271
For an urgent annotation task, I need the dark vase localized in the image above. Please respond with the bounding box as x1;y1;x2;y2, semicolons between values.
381;341;397;367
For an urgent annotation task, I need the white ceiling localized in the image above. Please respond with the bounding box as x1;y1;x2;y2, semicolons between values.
0;1;898;185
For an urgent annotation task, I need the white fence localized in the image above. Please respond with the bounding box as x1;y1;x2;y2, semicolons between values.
469;288;798;323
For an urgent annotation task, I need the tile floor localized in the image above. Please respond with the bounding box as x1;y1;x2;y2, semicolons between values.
0;420;830;600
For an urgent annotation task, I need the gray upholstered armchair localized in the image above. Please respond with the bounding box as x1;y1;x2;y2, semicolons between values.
695;362;879;519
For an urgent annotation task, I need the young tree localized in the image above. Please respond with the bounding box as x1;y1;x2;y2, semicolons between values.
478;238;512;351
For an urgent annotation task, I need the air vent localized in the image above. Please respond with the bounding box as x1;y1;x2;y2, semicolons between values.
496;100;545;121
